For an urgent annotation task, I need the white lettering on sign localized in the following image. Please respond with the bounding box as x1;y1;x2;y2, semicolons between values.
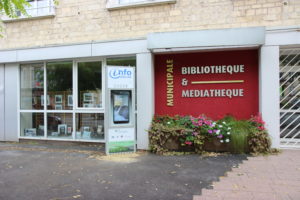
181;65;244;75
182;89;244;98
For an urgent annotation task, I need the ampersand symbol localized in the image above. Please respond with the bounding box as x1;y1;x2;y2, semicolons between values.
181;78;188;86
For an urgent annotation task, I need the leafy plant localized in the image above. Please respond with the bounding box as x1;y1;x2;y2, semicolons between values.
149;114;272;155
0;0;30;18
149;115;208;154
229;120;251;154
0;0;59;36
148;119;190;154
149;115;233;154
248;114;271;154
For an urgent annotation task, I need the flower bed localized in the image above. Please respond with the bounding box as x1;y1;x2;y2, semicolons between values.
148;114;271;155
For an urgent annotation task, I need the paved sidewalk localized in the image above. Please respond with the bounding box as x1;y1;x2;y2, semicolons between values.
0;142;246;200
193;150;300;200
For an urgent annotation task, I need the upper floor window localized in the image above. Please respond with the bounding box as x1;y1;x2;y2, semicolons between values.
106;0;176;10
2;0;55;22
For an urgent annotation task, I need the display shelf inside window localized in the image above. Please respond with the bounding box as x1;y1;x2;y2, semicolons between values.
47;113;73;139
20;113;45;137
80;90;102;108
47;91;73;110
76;113;104;140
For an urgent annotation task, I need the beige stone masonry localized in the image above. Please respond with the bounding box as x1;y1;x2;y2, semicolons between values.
0;0;300;50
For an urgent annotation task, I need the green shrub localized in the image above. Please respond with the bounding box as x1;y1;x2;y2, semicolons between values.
148;121;186;154
248;114;271;154
148;114;272;155
149;115;231;154
229;120;251;154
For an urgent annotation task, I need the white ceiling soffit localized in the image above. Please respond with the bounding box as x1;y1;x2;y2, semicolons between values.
147;27;265;51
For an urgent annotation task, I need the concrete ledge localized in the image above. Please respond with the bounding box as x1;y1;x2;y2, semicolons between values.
148;27;265;50
0;39;148;63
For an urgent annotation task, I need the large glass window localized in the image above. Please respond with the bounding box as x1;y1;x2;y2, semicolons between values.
47;62;73;110
76;113;104;140
78;62;102;108
20;113;44;137
20;64;44;110
19;59;112;142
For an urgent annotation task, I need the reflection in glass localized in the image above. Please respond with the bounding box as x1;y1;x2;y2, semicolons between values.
20;113;44;137
47;113;73;139
78;62;102;108
76;113;104;140
47;62;73;110
20;64;44;110
106;57;136;67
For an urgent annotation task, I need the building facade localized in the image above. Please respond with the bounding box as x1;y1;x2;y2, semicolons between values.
0;0;300;149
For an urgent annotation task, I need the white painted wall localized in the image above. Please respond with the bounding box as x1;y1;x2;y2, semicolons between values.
259;46;280;148
136;53;154;149
4;63;19;141
266;26;300;46
0;64;4;141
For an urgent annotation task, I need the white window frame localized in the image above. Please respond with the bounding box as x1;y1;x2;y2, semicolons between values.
18;58;106;143
106;0;176;10
1;0;56;22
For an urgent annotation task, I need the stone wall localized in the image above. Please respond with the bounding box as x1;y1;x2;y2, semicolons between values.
0;0;299;50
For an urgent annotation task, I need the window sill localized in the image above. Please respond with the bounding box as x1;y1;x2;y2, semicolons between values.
1;10;55;23
107;0;176;10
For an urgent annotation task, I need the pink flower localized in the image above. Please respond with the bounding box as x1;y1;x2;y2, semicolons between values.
193;132;198;136
208;130;213;134
185;141;192;145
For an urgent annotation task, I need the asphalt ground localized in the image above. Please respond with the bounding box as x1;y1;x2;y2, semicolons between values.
0;142;246;200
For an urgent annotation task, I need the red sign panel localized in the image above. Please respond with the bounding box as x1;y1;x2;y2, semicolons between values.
154;50;259;120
